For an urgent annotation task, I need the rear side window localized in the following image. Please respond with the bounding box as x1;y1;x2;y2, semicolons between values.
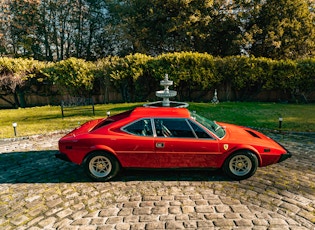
122;119;153;136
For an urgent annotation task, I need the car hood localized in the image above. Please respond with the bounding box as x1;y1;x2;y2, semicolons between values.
220;122;279;146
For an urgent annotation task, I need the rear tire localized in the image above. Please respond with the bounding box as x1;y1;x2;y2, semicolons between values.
223;151;258;180
84;151;120;182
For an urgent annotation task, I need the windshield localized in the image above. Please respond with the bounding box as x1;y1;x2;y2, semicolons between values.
190;111;226;138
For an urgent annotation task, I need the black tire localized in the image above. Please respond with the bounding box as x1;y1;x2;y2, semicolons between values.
83;151;120;182
223;150;258;180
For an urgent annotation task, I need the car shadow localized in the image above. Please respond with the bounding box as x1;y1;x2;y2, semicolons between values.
0;150;89;183
0;150;231;183
115;169;229;182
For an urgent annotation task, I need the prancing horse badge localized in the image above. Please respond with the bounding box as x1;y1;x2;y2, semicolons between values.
223;144;229;150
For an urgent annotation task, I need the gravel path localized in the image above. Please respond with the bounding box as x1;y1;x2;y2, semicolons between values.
0;132;314;229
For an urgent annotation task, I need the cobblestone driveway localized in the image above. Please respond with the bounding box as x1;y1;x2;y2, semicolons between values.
0;132;314;229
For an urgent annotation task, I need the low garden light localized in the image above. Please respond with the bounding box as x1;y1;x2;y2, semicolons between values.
279;117;283;129
12;122;17;137
107;111;111;117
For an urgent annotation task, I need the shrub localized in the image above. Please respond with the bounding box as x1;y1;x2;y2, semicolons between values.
43;57;96;97
1;54;315;108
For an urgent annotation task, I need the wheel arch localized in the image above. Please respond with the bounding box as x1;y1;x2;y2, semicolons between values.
82;149;122;181
222;148;260;180
227;146;262;167
83;146;122;168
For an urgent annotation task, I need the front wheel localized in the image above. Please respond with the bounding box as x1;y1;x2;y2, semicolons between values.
84;151;120;182
223;151;258;180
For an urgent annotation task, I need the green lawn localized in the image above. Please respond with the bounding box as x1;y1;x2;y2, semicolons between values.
189;102;315;132
1;102;314;138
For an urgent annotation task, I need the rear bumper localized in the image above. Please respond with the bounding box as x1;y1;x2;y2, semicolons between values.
55;152;71;162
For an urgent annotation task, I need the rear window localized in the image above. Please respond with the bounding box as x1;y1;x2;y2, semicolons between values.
92;119;115;130
92;109;134;131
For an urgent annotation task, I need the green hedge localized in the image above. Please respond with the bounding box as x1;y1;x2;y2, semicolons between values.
42;57;96;97
94;52;315;102
1;53;315;107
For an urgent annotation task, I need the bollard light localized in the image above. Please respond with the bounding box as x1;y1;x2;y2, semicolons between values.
278;117;283;129
12;122;17;137
107;111;111;117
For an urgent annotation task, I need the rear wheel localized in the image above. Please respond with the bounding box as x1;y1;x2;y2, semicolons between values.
223;151;258;180
84;151;120;181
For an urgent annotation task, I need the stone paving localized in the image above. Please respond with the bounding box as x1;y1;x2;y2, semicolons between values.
0;132;314;230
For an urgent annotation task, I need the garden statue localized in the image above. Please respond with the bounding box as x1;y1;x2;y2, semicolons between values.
211;89;219;104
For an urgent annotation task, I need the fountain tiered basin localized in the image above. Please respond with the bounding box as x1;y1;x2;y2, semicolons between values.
155;90;177;98
144;74;189;108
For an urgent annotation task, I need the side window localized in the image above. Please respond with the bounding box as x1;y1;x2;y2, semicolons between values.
154;119;195;138
188;120;213;139
123;119;153;136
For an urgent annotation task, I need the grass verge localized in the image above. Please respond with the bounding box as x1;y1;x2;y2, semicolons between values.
1;102;314;139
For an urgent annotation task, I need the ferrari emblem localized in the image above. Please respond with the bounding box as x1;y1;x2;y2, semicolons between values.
223;144;229;151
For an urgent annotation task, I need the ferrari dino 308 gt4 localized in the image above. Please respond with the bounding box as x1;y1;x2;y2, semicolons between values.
56;107;291;181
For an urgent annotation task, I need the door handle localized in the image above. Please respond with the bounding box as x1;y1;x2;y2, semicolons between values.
156;142;165;148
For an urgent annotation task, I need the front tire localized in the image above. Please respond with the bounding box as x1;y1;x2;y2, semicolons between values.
223;151;258;180
84;151;120;182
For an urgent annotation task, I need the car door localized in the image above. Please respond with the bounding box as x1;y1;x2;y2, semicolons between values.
116;118;156;167
153;118;220;168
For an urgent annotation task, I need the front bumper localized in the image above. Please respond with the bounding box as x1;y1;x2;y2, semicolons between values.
269;137;292;163
275;141;292;163
55;152;71;162
278;151;292;163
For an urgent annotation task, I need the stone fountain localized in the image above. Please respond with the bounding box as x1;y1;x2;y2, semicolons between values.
144;74;189;108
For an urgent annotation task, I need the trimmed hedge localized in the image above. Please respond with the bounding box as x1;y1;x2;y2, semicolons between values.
1;53;315;107
95;52;315;102
42;57;96;97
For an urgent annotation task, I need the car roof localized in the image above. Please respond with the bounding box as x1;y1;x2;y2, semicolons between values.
129;107;191;118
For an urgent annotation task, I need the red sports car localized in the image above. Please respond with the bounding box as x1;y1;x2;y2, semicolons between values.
56;106;291;181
